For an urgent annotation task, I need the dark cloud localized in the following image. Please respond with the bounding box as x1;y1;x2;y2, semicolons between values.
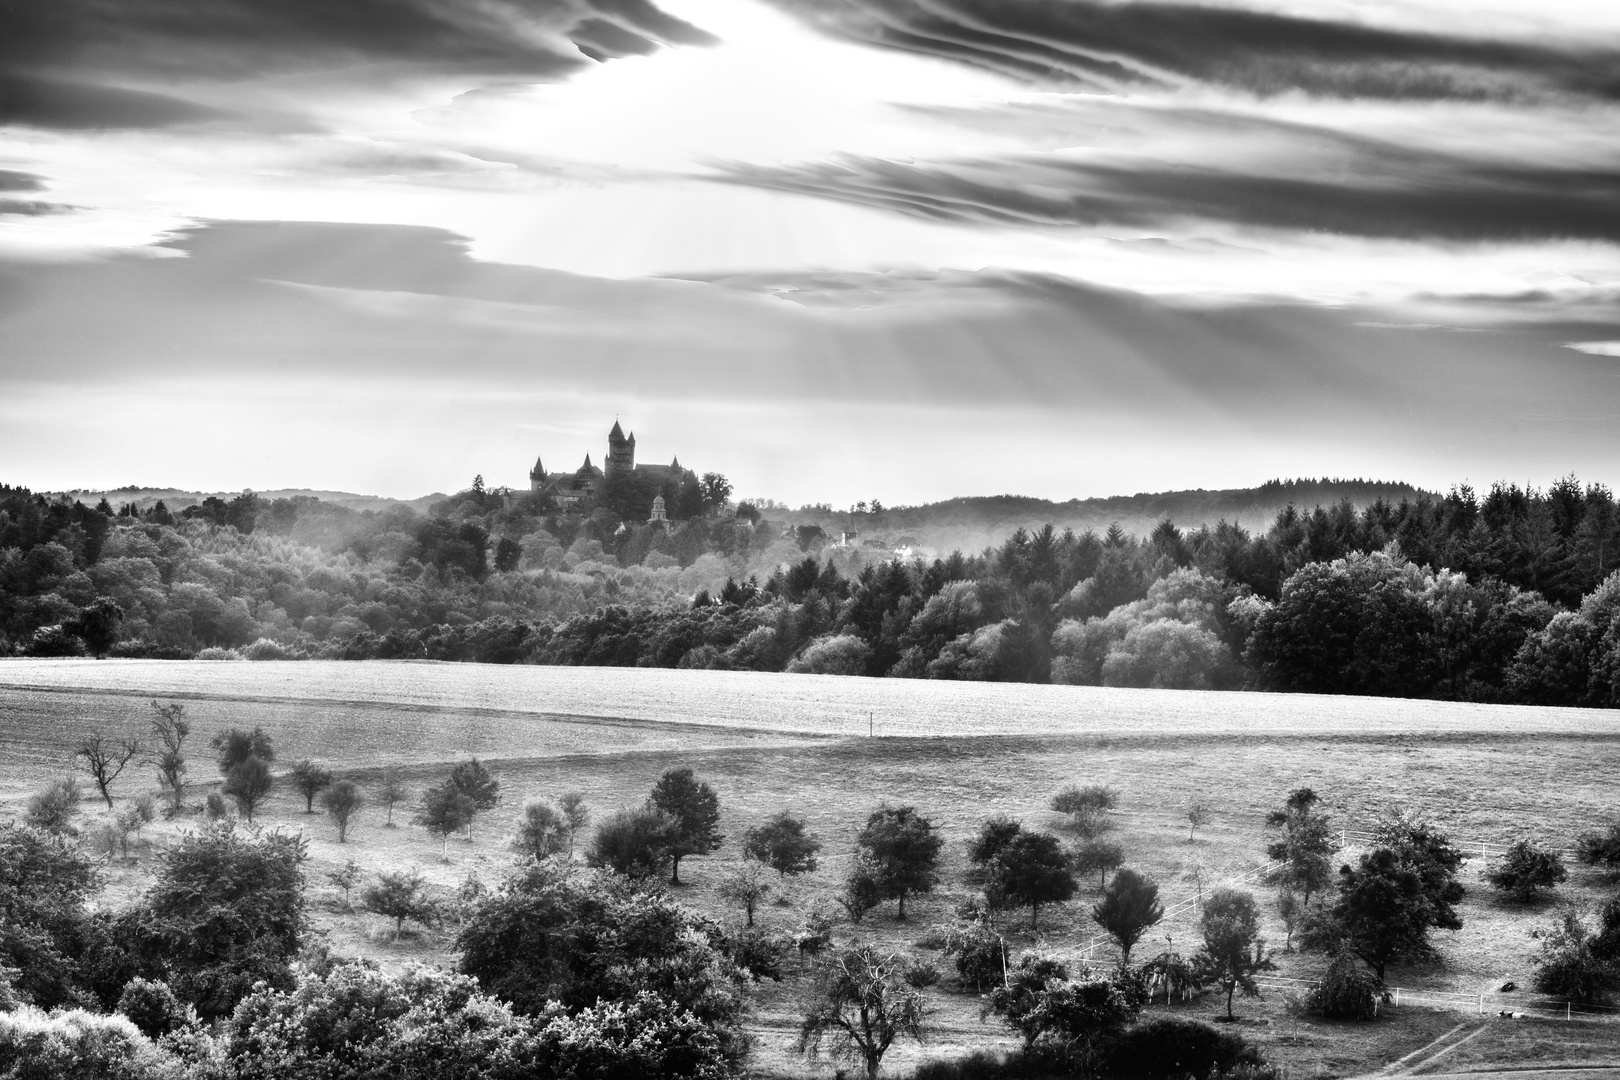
1;0;716;130
0;199;70;217
0;73;231;130
715;140;1620;243
765;0;1620;101
0;170;45;192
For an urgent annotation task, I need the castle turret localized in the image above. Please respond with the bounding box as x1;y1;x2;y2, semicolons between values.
649;494;669;525
606;419;636;476
528;456;546;493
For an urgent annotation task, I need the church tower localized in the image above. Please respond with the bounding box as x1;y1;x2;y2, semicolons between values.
606;419;636;476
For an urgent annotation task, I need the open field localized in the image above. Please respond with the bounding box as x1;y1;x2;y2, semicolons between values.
3;659;1619;1077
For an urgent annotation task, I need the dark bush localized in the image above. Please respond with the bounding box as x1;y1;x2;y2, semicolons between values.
1305;950;1387;1020
1100;1017;1263;1079
116;976;188;1038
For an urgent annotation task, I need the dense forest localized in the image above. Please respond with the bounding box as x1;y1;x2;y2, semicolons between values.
2;474;1617;707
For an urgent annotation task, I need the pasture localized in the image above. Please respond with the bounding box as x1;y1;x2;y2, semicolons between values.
3;658;1619;1077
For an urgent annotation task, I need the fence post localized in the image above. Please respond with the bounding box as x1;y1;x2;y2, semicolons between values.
1394;988;1400;1007
1478;994;1483;1016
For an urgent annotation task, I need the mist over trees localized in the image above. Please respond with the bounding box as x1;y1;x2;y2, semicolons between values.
3;474;1619;707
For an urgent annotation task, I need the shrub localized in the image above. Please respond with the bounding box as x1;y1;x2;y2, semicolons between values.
1101;1018;1264;1079
943;920;1007;992
1487;839;1567;902
1305;950;1387;1020
195;647;242;661
0;1006;170;1080
723;927;789;983
116;977;189;1039
1575;823;1620;870
23;778;82;835
742;812;822;878
587;808;675;880
786;634;871;675
242;637;297;661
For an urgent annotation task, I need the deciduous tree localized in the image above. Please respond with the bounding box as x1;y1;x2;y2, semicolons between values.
289;759;333;814
362;869;437;940
856;804;943;920
1487;839;1568;902
587;807;675;880
212;727;275;774
648;767;723;885
798;944;928;1080
1266;788;1338;907
718;860;772;927
743;811;822;878
1198;888;1274;1020
377;767;408;827
1092;867;1163;968
321;780;363;843
75;731;142;809
223;756;273;822
416;784;477;856
514;800;567;861
148;700;190;813
997;831;1077;931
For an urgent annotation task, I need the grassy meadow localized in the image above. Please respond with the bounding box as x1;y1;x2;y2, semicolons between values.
3;658;1619;1077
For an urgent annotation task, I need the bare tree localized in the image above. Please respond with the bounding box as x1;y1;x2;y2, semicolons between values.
798;944;929;1080
148;701;191;813
76;732;143;809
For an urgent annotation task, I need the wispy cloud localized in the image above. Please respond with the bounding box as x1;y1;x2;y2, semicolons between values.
763;0;1620;101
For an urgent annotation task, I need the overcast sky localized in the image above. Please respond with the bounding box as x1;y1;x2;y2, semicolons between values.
3;0;1619;506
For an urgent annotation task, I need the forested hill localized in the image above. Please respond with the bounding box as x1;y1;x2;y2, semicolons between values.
54;486;446;515
811;478;1434;554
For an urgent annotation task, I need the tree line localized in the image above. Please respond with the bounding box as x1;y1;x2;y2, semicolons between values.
4;476;1619;708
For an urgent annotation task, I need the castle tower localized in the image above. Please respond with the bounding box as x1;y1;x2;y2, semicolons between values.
528;456;546;493
606;419;636;477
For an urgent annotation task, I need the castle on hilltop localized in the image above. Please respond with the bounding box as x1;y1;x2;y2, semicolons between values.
528;420;690;514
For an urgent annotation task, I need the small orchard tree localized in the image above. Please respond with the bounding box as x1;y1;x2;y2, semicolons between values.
377;767;409;827
1277;889;1304;952
415;784;476;856
1092;867;1164;969
856;804;943;920
1187;802;1212;842
514;800;568;861
1051;785;1118;839
839;855;884;924
75;732;143;809
149;700;191;813
1198;888;1274;1020
447;759;500;840
986;952;1071;1048
1310;846;1456;981
362;868;437;940
327;859;361;909
798;944;928;1080
718;859;772;927
558;792;590;855
586;807;675;880
1534;903;1620;1005
743;810;822;878
1266;788;1337;908
1073;839;1125;889
1487;839;1568;902
212;727;275;774
648;767;723;885
321;780;363;842
998;831;1077;931
223;756;273;822
290;760;334;814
